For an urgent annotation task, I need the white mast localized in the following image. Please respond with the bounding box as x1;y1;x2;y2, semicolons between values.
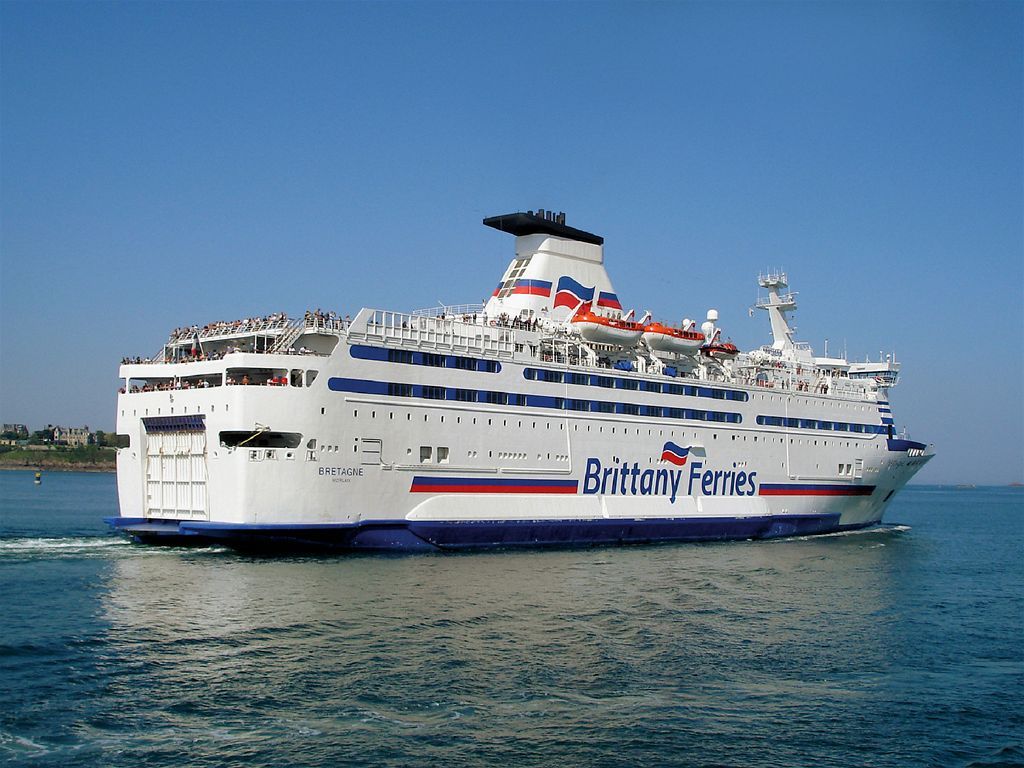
754;272;798;352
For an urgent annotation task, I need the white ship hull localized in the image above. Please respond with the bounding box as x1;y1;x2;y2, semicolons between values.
108;330;930;551
108;211;932;551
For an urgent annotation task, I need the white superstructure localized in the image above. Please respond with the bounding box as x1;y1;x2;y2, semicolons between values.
108;211;933;551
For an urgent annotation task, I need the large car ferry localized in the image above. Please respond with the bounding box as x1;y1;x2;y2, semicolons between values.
106;210;933;550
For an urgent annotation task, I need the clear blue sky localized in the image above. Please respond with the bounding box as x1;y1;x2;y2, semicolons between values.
1;1;1021;485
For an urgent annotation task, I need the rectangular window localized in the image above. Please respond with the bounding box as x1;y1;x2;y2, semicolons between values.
617;378;639;390
437;446;449;464
620;403;640;415
388;383;413;397
422;386;445;400
420;446;432;463
387;349;414;364
421;353;445;367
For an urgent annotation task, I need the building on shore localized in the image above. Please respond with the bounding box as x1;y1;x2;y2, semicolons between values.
52;425;91;447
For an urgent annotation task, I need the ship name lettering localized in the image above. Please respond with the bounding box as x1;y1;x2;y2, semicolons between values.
319;466;364;477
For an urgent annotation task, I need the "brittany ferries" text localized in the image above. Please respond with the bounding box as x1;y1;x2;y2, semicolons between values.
582;458;758;503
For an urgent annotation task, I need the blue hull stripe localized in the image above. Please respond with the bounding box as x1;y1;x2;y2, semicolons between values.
105;514;870;551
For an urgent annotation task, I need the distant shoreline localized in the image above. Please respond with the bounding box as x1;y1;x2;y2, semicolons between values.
0;463;115;474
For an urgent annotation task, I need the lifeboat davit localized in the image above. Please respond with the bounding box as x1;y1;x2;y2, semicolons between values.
642;322;705;355
701;342;740;359
570;308;643;347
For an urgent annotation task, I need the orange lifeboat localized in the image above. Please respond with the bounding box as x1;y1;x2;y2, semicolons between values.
642;322;705;355
701;342;740;359
570;308;644;347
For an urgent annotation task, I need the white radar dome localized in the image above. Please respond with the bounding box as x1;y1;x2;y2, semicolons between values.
706;309;719;322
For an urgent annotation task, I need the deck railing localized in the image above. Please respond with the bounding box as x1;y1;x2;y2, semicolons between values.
351;309;516;357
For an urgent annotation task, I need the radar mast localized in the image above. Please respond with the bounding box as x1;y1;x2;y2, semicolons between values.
754;272;797;352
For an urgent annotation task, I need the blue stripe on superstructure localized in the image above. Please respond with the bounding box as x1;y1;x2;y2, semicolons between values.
881;417;894;424
327;377;741;422
328;377;390;395
513;278;552;290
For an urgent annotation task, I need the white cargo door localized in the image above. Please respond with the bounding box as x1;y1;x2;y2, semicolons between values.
143;416;209;520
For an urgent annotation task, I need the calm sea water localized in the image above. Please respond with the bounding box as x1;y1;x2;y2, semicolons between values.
0;471;1021;767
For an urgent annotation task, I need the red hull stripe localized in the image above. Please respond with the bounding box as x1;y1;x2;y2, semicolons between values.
759;484;875;496
411;477;579;494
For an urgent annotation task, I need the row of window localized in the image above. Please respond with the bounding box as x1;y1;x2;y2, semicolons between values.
523;368;749;401
755;415;887;434
329;377;743;423
350;345;751;404
350;345;501;373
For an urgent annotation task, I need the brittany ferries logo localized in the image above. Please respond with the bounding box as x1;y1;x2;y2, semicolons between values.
660;442;690;466
552;276;622;311
582;444;758;503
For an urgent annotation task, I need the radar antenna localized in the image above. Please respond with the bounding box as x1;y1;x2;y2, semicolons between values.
753;271;798;352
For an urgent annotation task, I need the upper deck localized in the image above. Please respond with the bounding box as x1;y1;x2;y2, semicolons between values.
119;305;886;405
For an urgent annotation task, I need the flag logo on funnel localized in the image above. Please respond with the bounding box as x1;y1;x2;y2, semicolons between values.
553;276;596;309
660;442;691;466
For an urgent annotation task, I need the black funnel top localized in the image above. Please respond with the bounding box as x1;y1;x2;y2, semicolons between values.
483;211;603;246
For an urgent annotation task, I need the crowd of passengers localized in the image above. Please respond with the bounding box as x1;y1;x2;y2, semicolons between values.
124;343;326;366
305;309;349;329
121;379;217;393
386;312;542;332
167;312;291;342
120;374;292;393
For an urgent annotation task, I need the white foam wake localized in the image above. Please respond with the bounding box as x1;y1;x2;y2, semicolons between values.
784;523;911;543
0;536;132;555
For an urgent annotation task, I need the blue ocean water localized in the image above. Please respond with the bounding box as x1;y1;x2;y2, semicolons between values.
0;471;1021;767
